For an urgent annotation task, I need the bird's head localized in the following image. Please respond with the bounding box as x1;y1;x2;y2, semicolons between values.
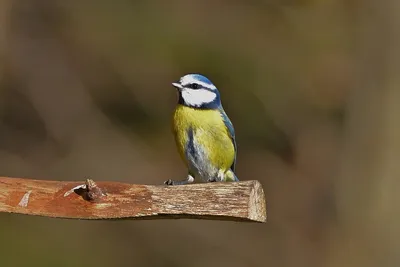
172;74;221;109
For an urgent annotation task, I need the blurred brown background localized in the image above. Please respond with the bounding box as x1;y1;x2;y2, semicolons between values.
1;0;400;266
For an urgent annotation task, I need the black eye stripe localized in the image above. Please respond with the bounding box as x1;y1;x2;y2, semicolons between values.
183;82;215;91
189;83;200;89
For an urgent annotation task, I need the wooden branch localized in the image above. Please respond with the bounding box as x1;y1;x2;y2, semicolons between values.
0;177;267;223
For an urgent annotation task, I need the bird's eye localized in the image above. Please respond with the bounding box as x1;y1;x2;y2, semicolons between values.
190;83;199;89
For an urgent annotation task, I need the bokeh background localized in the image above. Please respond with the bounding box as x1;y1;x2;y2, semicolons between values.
1;0;400;266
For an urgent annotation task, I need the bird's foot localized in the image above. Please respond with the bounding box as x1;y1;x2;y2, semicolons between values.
164;179;174;185
207;177;217;183
164;175;195;186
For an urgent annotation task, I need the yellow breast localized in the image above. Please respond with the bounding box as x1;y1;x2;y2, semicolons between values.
172;105;235;171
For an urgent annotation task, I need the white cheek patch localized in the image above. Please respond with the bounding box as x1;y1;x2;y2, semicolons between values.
182;89;217;107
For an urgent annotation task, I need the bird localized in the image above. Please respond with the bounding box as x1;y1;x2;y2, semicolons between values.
165;74;239;185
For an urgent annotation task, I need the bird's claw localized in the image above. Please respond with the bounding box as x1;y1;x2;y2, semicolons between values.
164;179;174;185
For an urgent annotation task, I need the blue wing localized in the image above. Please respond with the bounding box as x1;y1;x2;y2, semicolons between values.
219;108;237;171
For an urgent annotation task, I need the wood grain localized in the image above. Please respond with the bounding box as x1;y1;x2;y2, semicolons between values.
0;177;267;222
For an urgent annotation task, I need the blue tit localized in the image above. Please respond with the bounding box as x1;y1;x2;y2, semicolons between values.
165;74;239;185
